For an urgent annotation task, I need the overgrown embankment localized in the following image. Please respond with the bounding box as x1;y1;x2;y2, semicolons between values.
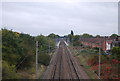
1;28;55;79
71;46;120;79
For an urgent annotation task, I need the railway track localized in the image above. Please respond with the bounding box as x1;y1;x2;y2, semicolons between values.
41;40;89;80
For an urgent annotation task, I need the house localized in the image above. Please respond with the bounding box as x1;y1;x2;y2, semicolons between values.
79;37;118;51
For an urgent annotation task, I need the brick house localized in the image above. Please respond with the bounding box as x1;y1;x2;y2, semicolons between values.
79;37;115;51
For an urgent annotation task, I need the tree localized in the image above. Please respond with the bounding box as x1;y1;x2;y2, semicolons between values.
68;34;73;43
73;35;80;41
81;33;93;38
48;33;59;39
110;34;118;38
36;35;55;53
71;30;74;36
2;29;23;65
2;28;36;71
111;47;120;60
95;35;100;37
72;35;84;46
67;30;74;43
38;54;50;66
36;35;55;66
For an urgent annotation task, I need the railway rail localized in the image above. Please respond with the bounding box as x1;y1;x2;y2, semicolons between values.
41;40;89;79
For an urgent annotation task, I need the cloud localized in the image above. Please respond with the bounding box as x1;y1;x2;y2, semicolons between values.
2;2;118;36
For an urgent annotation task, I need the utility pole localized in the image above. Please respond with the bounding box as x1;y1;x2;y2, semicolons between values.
49;41;50;53
36;41;38;79
98;42;101;79
71;37;73;46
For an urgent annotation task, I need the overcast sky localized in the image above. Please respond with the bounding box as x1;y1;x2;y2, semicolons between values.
1;2;118;36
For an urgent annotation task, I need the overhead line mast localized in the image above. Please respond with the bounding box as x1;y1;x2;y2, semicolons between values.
36;41;38;79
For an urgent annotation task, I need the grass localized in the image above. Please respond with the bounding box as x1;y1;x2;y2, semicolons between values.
17;63;46;79
70;47;100;79
77;53;99;79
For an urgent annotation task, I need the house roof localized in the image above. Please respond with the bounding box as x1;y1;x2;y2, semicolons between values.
79;37;114;44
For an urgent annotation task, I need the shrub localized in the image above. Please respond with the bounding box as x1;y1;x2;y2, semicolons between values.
38;54;50;66
2;60;20;79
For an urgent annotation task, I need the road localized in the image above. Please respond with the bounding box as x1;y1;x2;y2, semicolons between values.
41;40;89;79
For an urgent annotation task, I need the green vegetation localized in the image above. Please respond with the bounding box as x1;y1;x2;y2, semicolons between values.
72;46;120;79
48;33;60;39
36;35;55;53
1;28;119;79
95;35;100;37
2;61;20;79
80;33;93;38
38;54;50;66
2;28;55;79
67;30;74;43
67;33;93;46
72;35;81;46
110;34;118;38
111;47;120;60
67;34;73;43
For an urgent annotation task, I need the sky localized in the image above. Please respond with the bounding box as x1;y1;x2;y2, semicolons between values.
1;2;118;36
